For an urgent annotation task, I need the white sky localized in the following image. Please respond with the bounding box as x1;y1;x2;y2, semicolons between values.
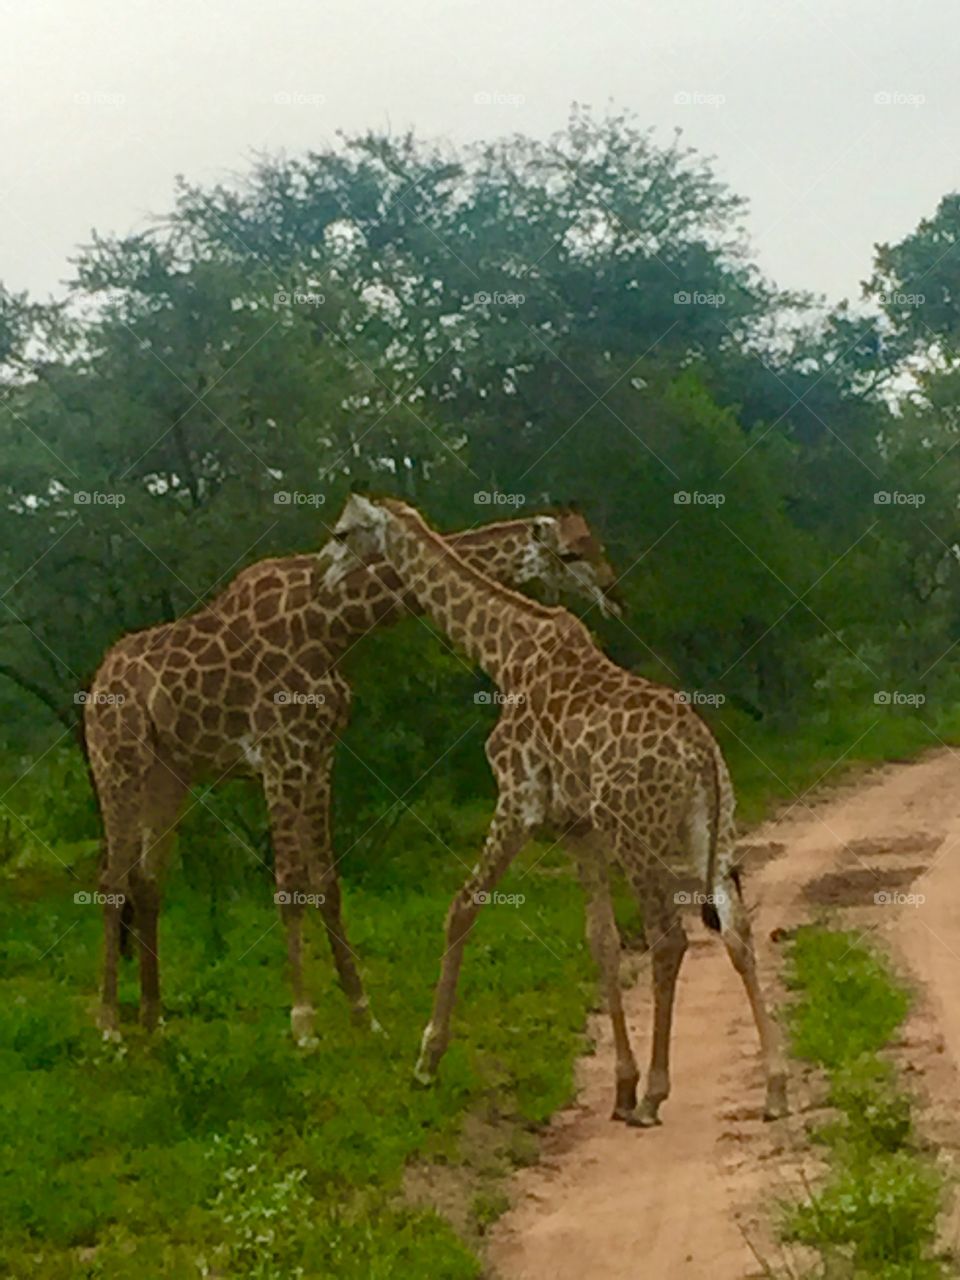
0;0;954;305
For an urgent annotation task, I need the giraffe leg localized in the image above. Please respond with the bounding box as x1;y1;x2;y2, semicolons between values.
717;874;789;1119
629;898;687;1127
307;763;375;1029
415;801;532;1085
264;767;320;1045
99;897;124;1038
316;862;377;1031
571;840;639;1118
277;900;316;1046
266;766;369;1043
96;802;142;1038
130;762;185;1032
131;873;162;1031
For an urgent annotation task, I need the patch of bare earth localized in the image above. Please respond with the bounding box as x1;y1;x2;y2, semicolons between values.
487;748;960;1279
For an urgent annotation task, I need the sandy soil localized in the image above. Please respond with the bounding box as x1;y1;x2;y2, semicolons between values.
487;749;960;1279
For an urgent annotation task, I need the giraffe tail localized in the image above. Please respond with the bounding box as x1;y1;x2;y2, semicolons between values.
700;747;724;933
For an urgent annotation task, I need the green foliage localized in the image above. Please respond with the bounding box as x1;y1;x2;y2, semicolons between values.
4;104;960;772
781;929;946;1278
788;1153;942;1278
0;798;590;1277
785;928;910;1068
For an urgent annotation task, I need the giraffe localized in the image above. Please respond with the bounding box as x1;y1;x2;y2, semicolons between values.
85;510;618;1044
326;495;789;1126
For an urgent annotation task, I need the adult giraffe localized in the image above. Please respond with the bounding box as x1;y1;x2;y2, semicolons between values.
86;510;618;1042
327;495;788;1127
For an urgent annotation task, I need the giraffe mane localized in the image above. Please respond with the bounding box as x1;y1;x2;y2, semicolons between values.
445;516;544;546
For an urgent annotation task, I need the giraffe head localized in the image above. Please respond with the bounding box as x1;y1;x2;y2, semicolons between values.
324;495;621;616
531;507;620;617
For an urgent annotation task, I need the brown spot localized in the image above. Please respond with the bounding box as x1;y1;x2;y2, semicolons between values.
253;591;282;621
262;619;289;648
200;704;221;731
342;606;370;633
201;668;226;699
225;711;249;738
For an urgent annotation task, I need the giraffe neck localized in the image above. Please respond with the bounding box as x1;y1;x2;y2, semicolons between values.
380;507;558;685
314;518;546;660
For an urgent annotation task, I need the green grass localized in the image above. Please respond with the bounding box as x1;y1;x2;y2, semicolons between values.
2;704;959;1276
781;927;947;1279
0;801;593;1278
718;698;960;826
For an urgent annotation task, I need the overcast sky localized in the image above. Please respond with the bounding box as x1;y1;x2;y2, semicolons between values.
0;0;954;305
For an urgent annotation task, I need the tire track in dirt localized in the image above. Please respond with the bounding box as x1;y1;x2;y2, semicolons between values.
488;749;960;1279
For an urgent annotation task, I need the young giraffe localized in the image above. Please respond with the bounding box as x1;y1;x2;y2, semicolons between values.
327;495;789;1126
85;511;617;1043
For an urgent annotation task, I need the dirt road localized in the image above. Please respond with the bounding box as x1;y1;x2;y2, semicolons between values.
488;749;960;1279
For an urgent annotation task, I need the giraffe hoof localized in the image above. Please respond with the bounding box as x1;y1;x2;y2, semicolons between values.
413;1063;436;1088
97;1007;121;1040
626;1114;662;1129
100;1027;123;1044
296;1034;320;1050
625;1102;663;1128
763;1078;789;1120
351;1001;386;1036
291;1004;318;1046
613;1079;639;1117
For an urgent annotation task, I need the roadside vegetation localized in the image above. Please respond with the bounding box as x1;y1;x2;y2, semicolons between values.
781;927;949;1280
2;707;958;1276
